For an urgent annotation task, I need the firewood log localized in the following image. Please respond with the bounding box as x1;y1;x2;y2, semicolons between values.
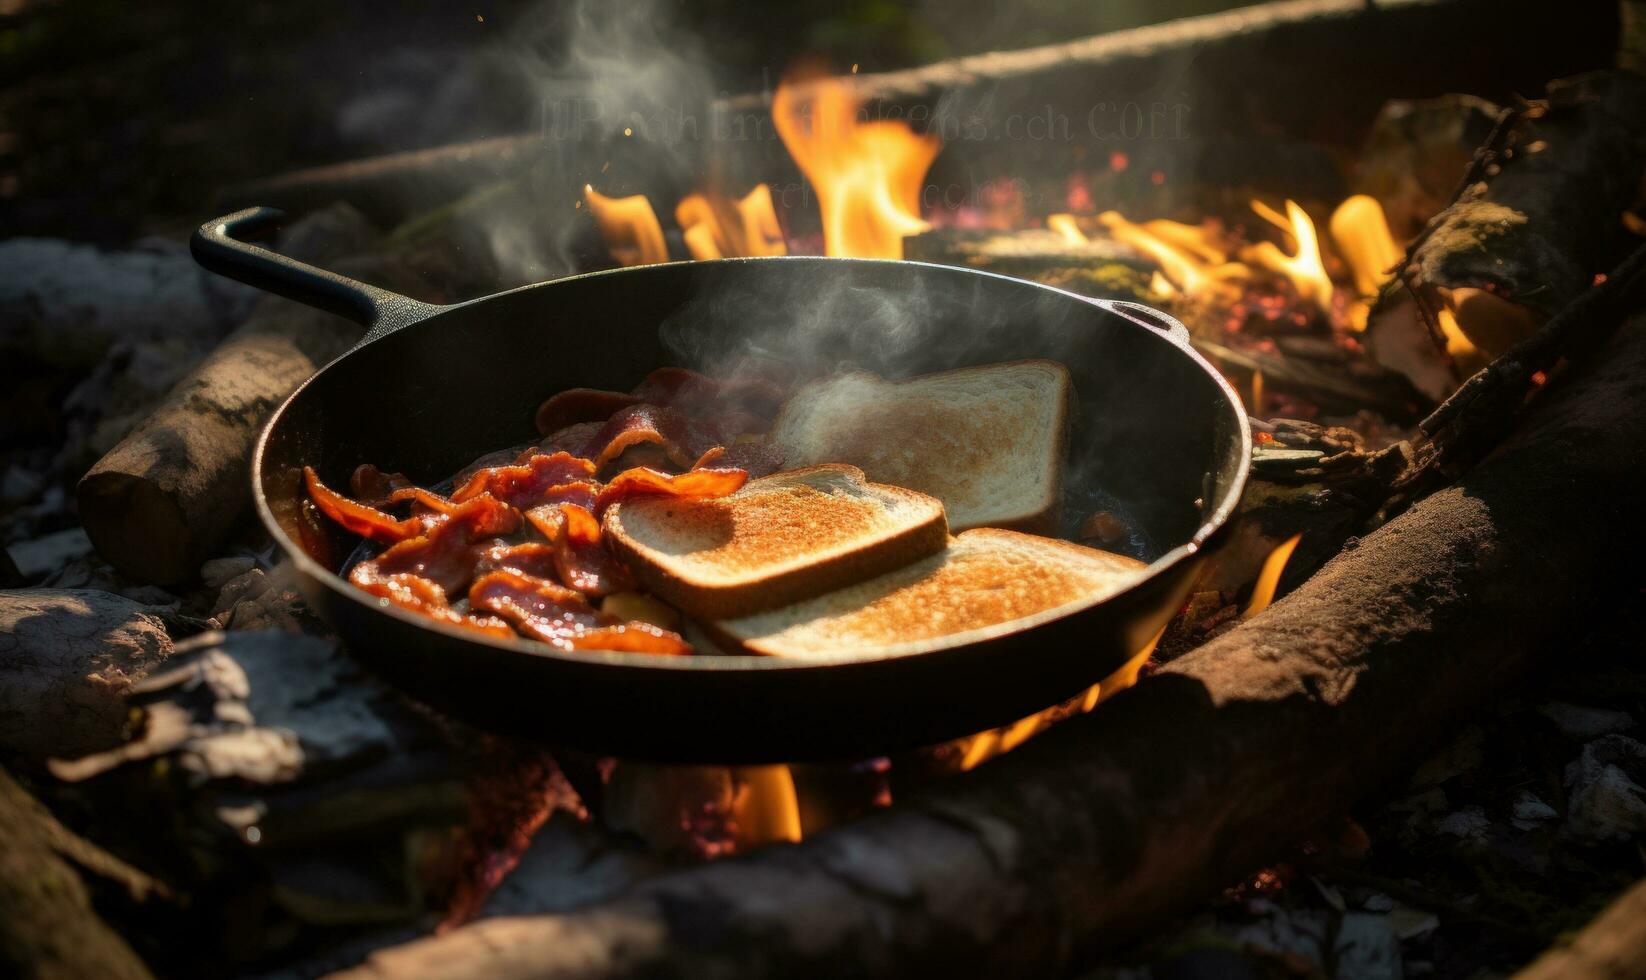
326;296;1646;980
76;207;425;585
1514;875;1646;980
0;767;153;980
1367;71;1646;400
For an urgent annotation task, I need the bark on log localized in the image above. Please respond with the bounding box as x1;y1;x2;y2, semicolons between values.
1515;875;1646;980
1367;71;1646;399
76;208;423;585
0;767;153;980
328;304;1646;978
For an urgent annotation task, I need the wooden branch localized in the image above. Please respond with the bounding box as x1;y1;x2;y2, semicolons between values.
1515;876;1646;980
326;292;1646;978
0;767;153;980
76;208;425;585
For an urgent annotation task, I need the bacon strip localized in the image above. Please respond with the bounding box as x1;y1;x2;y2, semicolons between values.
304;467;425;543
451;452;598;509
593;463;748;516
470;570;691;655
350;464;415;509
576;404;720;472
535;388;643;436
354;572;516;638
350;493;521;597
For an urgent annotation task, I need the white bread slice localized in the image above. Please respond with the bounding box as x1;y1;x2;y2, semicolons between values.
765;360;1072;532
603;464;948;620
711;528;1145;659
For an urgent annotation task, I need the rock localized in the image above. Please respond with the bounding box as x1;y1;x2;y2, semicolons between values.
1230;906;1401;980
1511;790;1559;829
8;526;94;579
200;555;259;592
1435;805;1492;844
1539;701;1636;739
0;588;174;758
210;565;312;632
0;236;257;370
1564;735;1646;842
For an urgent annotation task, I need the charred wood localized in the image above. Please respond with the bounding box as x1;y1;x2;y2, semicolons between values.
323;277;1646;980
1367;71;1646;399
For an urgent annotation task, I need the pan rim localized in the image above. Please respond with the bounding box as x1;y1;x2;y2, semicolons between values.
251;255;1251;672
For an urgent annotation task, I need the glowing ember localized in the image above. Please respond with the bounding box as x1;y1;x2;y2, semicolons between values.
1244;533;1302;620
1329;194;1403;331
772;76;942;259
1243;200;1333;314
584;185;669;266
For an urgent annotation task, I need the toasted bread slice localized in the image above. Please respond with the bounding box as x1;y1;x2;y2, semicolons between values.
603;464;948;620
711;528;1145;659
765;360;1072;532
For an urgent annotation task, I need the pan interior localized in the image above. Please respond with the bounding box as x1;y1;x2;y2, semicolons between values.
262;258;1244;615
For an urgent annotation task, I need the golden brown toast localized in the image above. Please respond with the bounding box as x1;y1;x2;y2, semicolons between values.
710;528;1146;659
765;360;1072;532
602;464;948;620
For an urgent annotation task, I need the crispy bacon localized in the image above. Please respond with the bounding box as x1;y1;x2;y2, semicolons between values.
350;493;521;596
576;404;720;472
555;503;633;596
354;572;516;638
350;464;415;509
451;452;598;509
535;421;604;458
469;570;691;655
535;388;642;436
304;467;425;543
593;462;749;516
520;504;633;596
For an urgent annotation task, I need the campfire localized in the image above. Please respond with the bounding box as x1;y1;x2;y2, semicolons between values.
5;1;1646;978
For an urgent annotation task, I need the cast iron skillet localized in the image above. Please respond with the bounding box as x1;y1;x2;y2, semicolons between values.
192;206;1250;763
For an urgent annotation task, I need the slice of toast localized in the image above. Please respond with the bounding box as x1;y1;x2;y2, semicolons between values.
603;464;948;620
765;360;1072;532
711;528;1145;659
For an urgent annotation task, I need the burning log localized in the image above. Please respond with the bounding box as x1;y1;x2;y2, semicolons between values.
327;276;1646;980
77;206;426;585
1515;875;1646;980
1367;71;1646;400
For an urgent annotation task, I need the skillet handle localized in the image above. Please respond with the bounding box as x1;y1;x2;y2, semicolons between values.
1103;300;1192;346
191;207;443;339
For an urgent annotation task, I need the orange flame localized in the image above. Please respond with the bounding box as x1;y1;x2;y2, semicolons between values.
959;627;1163;771
676;185;788;260
1329;195;1402;331
1047;213;1087;245
772;77;941;259
1244;533;1302;620
584;185;669;266
1096;211;1250;302
1244;200;1332;313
